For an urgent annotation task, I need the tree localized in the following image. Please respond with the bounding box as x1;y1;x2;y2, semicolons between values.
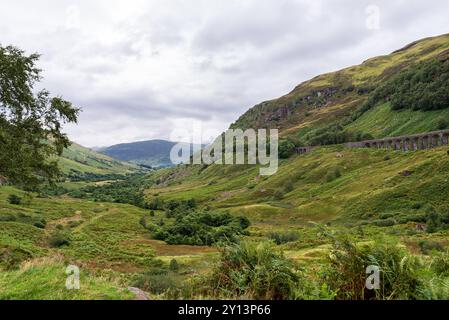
0;45;79;189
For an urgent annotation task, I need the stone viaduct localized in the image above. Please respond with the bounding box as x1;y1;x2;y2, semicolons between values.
295;129;449;154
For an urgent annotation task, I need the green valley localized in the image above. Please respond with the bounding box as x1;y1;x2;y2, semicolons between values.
1;33;449;301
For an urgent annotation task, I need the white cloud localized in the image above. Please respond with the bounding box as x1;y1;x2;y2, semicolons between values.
1;0;448;147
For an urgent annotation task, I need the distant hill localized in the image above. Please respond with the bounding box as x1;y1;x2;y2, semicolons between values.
59;142;138;177
99;140;192;168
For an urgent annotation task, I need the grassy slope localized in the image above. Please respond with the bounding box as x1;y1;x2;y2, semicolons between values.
0;186;215;299
346;103;449;138
0;257;133;300
2;35;449;300
59;142;137;175
144;146;449;227
231;34;449;141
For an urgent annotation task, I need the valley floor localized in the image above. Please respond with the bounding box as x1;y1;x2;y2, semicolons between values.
1;145;449;299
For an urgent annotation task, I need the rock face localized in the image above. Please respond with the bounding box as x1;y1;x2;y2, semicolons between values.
128;287;151;300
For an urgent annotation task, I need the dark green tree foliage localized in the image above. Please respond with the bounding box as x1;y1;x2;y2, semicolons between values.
0;45;79;189
364;58;449;112
205;242;301;299
68;174;149;208
151;210;250;246
306;124;374;146
278;139;296;159
7;194;21;205
323;233;421;300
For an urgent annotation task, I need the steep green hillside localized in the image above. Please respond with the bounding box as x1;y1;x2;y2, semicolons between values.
143;146;449;230
346;103;449;138
60;142;138;176
231;34;449;144
2;34;449;300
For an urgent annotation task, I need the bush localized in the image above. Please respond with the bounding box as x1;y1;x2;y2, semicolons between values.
153;210;250;246
203;242;302;299
132;268;177;295
437;117;449;130
379;212;395;220
169;259;179;272
278;140;296;159
48;232;71;248
33;221;46;229
268;231;300;245
272;190;284;200
365;59;449;112
323;234;421;300
0;246;33;270
419;241;444;255
284;181;294;193
8;194;22;205
373;218;396;227
431;252;449;276
325;167;342;182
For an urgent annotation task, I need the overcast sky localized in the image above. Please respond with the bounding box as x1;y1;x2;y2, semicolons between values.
1;0;448;147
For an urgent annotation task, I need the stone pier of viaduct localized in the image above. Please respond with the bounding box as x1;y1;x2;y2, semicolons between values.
295;129;449;154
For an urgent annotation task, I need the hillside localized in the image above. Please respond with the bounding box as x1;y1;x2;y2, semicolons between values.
100;140;182;168
1;34;449;300
231;34;449;145
60;142;138;177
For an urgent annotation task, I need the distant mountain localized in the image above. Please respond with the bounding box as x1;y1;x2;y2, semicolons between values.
99;140;193;168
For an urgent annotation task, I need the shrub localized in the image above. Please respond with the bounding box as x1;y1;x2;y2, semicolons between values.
153;210;250;246
8;194;22;205
419;241;444;254
48;232;71;248
426;207;442;233
203;242;302;299
373;218;396;227
365;59;449;112
33;221;46;229
132;268;178;295
323;234;421;300
272;190;284;200
268;231;300;245
431;252;449;276
411;202;423;210
169;259;179;272
0;246;33;270
278;140;296;159
284;181;294;193
379;212;395;220
139;215;147;228
325;167;342;182
437;117;449;130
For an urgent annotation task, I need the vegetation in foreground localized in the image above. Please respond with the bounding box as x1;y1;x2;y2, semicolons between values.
2;35;449;300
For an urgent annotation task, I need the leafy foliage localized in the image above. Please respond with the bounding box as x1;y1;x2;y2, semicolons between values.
0;45;79;189
149;210;250;246
364;58;449;112
203;241;302;299
7;194;21;205
68;174;149;208
322;232;421;300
